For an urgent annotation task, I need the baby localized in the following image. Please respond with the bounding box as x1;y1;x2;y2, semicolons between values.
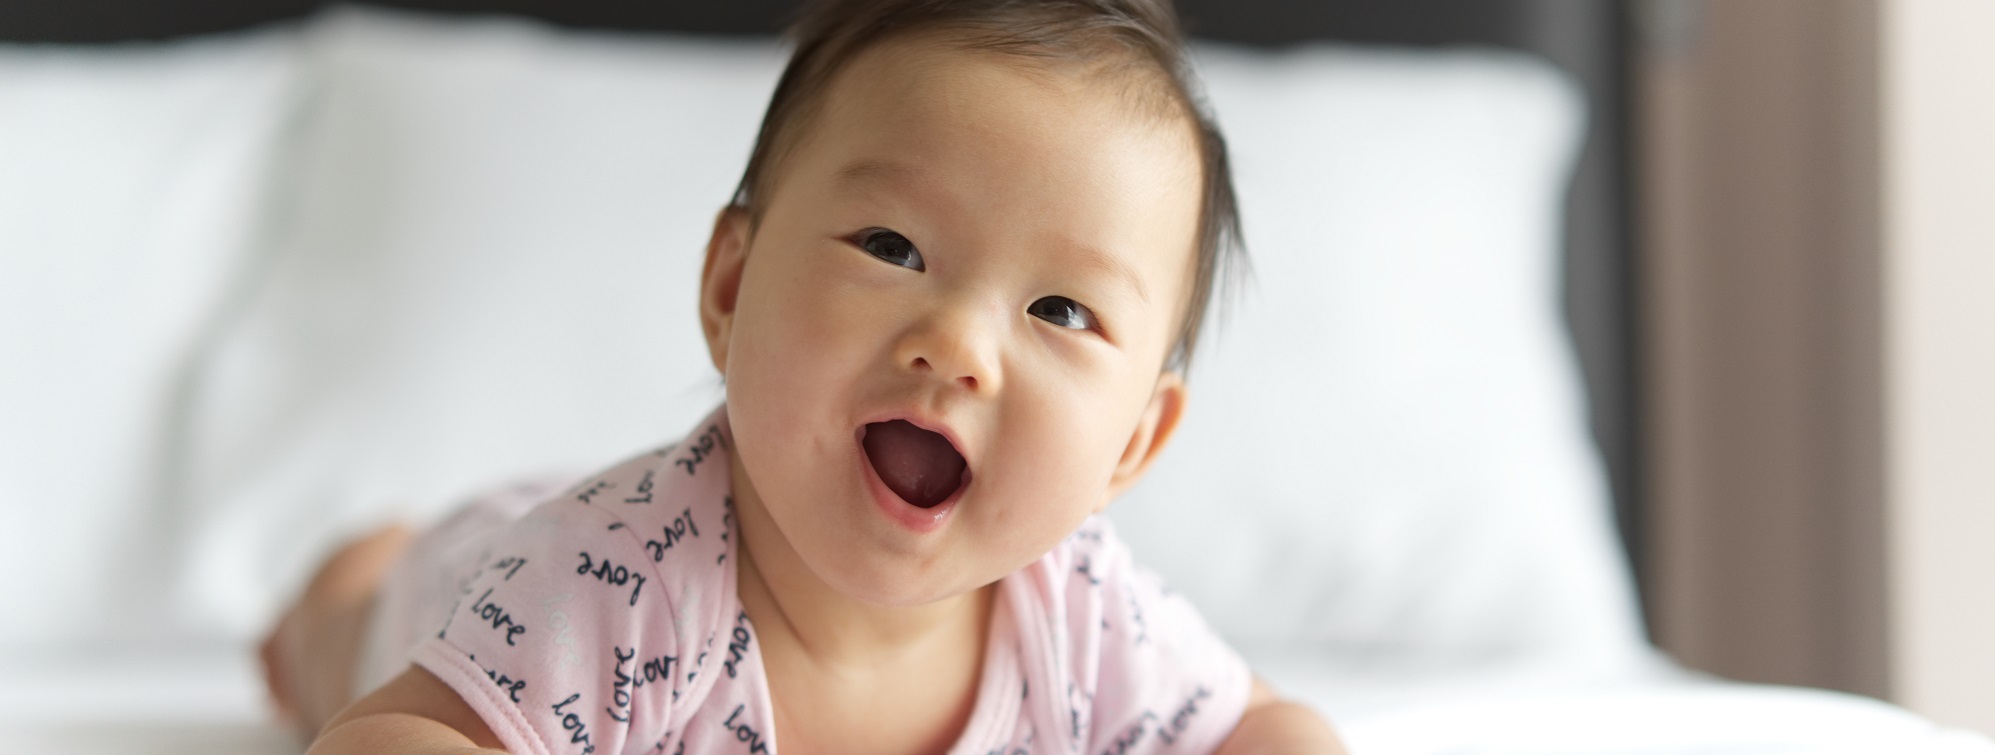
265;0;1345;752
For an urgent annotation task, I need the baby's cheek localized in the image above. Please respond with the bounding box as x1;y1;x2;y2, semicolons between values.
994;395;1119;520
734;287;857;400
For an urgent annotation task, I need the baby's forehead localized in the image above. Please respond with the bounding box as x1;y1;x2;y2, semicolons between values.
797;35;1202;192
830;33;1191;130
752;33;1203;243
816;46;1195;222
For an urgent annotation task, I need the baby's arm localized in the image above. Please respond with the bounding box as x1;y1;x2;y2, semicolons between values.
1217;677;1348;755
309;667;506;755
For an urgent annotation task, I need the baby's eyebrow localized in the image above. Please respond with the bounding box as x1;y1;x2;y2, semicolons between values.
1067;242;1151;304
833;158;920;187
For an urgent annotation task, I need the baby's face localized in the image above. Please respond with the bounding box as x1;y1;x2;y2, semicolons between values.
702;37;1202;607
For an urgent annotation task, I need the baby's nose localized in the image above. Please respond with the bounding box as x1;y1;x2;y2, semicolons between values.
895;306;1001;394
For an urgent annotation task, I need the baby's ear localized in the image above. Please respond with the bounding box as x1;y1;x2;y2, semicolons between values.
699;207;753;374
1104;371;1188;504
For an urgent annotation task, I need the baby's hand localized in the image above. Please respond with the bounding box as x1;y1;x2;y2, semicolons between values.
259;525;414;738
308;667;508;755
1216;678;1348;755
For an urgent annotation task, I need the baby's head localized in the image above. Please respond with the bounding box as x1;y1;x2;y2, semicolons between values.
698;0;1241;606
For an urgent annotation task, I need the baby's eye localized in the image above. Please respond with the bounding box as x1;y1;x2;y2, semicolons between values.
854;228;924;271
1027;296;1095;331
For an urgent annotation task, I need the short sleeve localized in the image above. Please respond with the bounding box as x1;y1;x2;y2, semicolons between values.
411;491;689;755
1074;519;1254;754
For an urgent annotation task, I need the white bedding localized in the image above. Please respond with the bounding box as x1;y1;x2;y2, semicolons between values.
3;650;1986;754
1344;687;1994;755
4;5;1989;753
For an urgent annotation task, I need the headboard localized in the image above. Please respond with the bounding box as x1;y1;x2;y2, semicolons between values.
2;0;1641;601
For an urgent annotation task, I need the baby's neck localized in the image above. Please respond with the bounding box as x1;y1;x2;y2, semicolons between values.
735;534;994;674
729;456;993;753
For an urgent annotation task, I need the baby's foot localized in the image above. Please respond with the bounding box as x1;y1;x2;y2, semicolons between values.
256;524;415;738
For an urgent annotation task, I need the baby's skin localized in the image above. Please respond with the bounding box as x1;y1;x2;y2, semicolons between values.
281;32;1345;755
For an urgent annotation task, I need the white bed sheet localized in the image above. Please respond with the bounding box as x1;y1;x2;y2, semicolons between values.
4;648;1989;754
1250;651;1995;755
1341;687;1995;755
7;643;1987;755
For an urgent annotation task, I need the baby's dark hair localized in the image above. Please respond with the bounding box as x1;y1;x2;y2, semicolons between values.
729;0;1244;372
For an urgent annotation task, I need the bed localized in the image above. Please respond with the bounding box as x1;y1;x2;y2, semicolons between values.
1;2;1987;753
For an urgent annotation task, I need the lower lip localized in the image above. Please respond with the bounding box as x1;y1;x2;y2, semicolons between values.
856;432;965;534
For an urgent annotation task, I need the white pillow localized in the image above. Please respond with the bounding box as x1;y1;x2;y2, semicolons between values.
1114;46;1643;668
176;8;784;639
0;30;303;650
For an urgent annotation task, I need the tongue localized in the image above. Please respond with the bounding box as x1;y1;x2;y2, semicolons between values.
862;420;967;508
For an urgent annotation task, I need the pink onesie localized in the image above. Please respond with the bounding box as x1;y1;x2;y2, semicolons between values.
357;406;1251;755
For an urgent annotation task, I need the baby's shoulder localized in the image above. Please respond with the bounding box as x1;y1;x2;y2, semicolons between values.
1014;515;1254;754
1038;515;1148;600
433;439;738;631
539;435;733;552
1013;515;1192;661
411;424;744;755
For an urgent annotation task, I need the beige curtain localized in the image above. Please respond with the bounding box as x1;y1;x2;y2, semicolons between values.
1636;0;1887;697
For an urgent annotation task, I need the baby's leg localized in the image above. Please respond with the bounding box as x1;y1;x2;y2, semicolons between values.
257;525;414;738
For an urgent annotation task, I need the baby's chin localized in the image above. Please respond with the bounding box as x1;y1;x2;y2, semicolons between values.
803;548;1009;609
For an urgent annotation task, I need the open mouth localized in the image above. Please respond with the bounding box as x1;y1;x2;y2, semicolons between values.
861;420;969;509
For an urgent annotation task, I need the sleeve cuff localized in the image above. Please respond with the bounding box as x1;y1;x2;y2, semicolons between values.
412;637;552;755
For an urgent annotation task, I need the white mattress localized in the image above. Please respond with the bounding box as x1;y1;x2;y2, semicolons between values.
1251;653;1995;754
4;648;1987;754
